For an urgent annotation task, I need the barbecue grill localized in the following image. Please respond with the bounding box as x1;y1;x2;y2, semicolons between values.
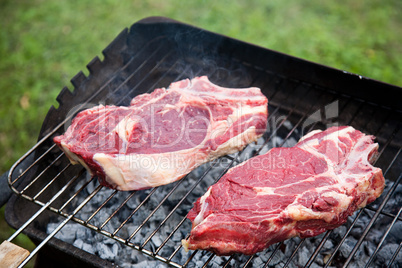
1;17;401;267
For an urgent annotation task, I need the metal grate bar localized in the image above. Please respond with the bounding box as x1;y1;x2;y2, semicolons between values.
7;171;82;267
103;49;177;103
277;92;337;148
303;94;353;134
182;249;199;267
96;191;136;230
141;161;217;249
165;155;242;265
126;188;158;241
7;168;83;243
17;163;72;207
365;205;402;221
365;206;402;267
154;216;188;256
263;242;282;268
342;173;402;267
241;255;255;268
18;183;104;267
57;173;94;212
254;82;305;155
136;176;192;249
323;209;365;268
19;152;65;196
110;190;156;236
31;155;72;200
90;190;119;228
10;143;57;186
304;231;332;268
105;191;136;234
201;253;215;268
283;238;306;268
386;241;402;268
222;255;235;268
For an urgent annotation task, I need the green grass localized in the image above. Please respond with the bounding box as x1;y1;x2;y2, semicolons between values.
0;0;401;265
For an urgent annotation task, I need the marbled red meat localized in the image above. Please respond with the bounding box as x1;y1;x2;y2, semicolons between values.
182;126;385;255
54;76;268;190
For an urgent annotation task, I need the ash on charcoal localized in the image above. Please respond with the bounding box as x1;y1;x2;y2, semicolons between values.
96;243;118;261
73;238;96;255
47;222;75;244
375;244;402;267
296;246;311;265
237;136;265;162
339;237;357;259
389;221;402;243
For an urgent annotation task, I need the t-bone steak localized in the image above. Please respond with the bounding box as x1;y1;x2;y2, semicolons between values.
182;126;385;255
53;76;268;190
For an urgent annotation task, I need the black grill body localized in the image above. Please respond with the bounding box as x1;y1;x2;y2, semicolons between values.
5;17;402;267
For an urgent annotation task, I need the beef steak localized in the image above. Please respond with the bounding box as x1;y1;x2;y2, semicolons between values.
54;76;268;190
182;126;385;255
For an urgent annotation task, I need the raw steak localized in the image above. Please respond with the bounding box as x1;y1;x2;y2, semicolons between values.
182;126;385;255
54;76;268;190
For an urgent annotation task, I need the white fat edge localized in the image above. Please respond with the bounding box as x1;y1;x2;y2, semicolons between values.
285;202;339;227
209;126;260;160
93;153;171;191
60;142;92;173
93;149;206;191
168;87;267;121
93;153;126;189
193;188;212;226
227;104;267;123
92;124;256;191
297;127;354;150
297;129;322;143
286;190;353;223
174;83;264;101
60;142;79;165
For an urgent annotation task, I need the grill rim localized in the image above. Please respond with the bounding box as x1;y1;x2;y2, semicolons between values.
4;16;402;267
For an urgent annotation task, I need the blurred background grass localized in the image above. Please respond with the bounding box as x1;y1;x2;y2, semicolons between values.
0;0;401;266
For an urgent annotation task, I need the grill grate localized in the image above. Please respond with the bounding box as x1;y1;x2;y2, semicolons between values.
5;17;402;267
